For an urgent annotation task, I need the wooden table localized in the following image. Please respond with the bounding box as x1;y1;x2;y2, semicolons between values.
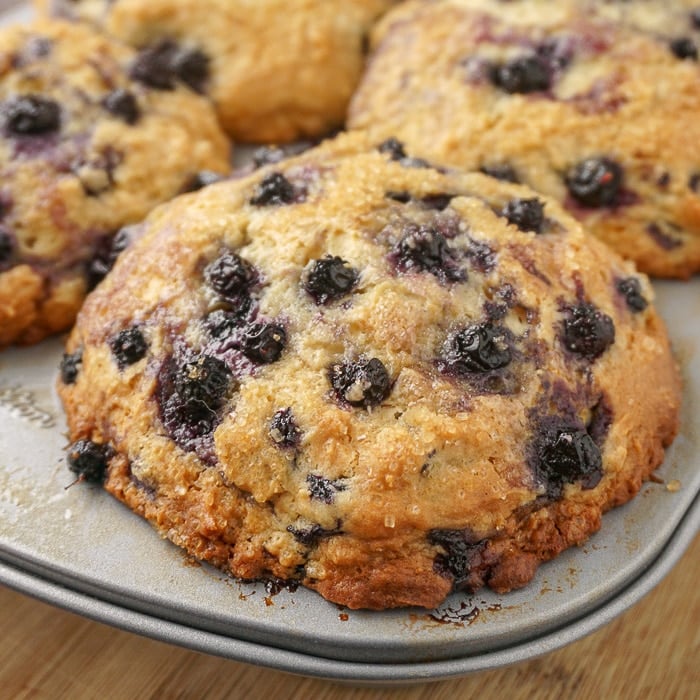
1;533;698;700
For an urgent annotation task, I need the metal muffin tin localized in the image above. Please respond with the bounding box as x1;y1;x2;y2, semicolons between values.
0;0;699;684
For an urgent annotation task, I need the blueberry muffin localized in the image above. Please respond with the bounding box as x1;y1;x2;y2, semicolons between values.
58;131;681;610
348;0;700;278
0;19;230;348
38;0;398;143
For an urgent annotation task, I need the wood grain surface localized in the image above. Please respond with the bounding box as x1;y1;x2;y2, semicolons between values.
1;533;698;700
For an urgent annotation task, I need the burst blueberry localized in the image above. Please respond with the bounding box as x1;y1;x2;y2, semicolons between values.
303;255;358;304
565;157;623;207
329;357;391;408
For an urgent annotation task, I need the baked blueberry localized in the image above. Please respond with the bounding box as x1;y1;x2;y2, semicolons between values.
329;357;391;408
440;323;512;374
377;137;407;160
479;163;520;183
242;322;286;364
565;157;623;207
204;307;251;340
535;425;603;496
306;473;347;504
204;251;256;298
269;407;301;448
669;37;698;60
182;170;224;193
249;172;296;206
491;55;551;94
59;348;83;385
102;88;140;124
501;197;546;233
170;46;209;93
561;302;615;359
616;277;648;312
0;226;14;264
158;355;234;447
303;255;358;304
391;224;465;283
86;226;133;289
3;94;60;135
110;327;148;368
67;439;111;483
130;42;177;89
429;529;487;590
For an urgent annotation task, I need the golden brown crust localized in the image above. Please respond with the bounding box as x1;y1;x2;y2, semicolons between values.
348;0;700;278
58;132;681;609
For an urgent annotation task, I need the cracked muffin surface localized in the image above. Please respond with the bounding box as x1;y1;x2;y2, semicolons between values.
348;0;700;278
0;18;230;348
59;131;681;610
38;0;397;143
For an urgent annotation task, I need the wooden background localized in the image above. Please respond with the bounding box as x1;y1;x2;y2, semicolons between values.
1;533;698;700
